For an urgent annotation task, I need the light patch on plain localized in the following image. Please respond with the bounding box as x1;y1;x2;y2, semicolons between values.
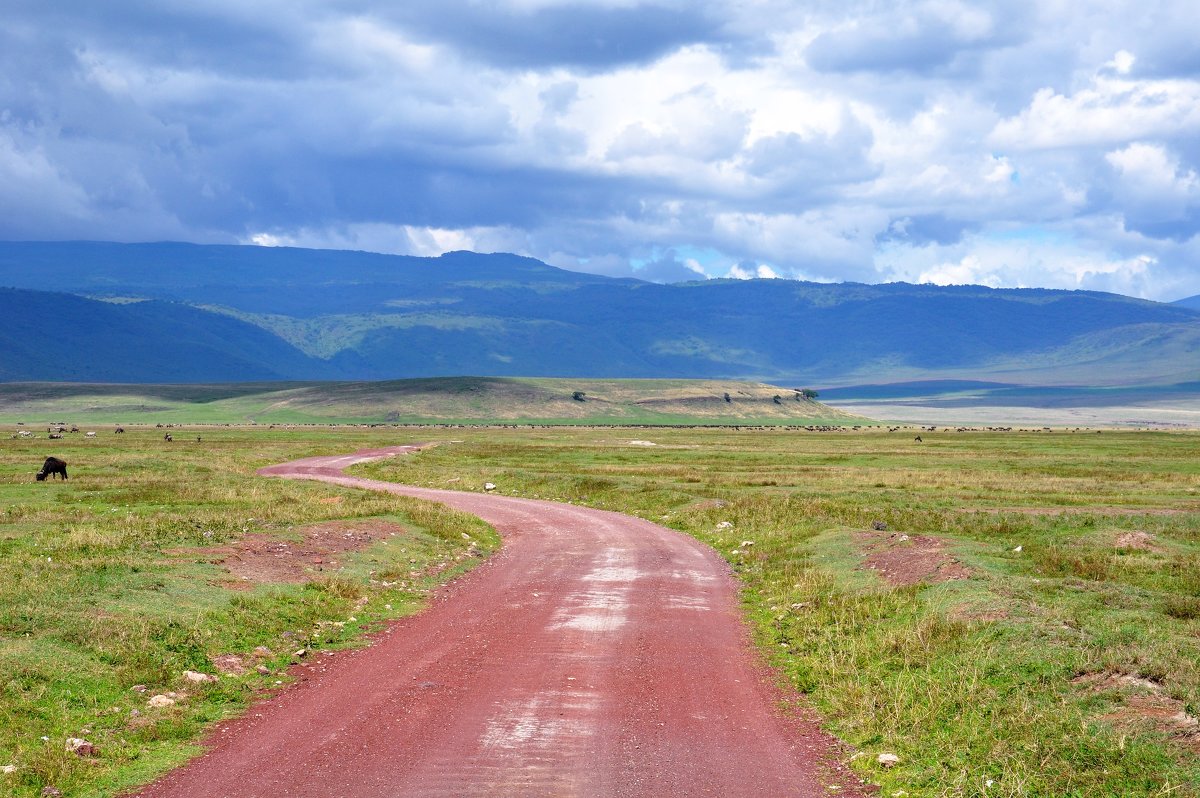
479;691;597;752
549;550;639;634
583;566;641;582
669;568;718;583
556;613;627;631
665;595;712;611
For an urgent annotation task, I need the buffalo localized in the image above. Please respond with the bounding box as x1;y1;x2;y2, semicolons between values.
36;456;68;481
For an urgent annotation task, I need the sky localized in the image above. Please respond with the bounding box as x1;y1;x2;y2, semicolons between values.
2;1;1199;300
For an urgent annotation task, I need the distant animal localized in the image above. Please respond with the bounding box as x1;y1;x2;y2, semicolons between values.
36;456;68;481
114;427;125;434
85;431;96;438
914;435;923;442
48;433;63;440
164;433;173;442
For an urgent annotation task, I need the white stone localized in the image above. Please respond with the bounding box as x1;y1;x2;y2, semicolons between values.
148;694;176;708
484;482;497;491
877;752;900;768
183;670;217;684
65;738;95;756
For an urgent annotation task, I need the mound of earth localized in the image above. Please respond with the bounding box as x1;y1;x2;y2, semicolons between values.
857;531;971;586
197;519;405;585
1113;530;1159;551
1073;671;1200;752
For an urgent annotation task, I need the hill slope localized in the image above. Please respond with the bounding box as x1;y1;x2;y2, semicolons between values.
0;288;336;382
0;378;862;425
0;241;1196;385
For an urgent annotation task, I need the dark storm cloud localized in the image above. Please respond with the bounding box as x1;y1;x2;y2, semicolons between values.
21;1;319;80
742;115;878;198
1;1;1198;298
877;215;980;247
375;2;742;70
803;3;1030;76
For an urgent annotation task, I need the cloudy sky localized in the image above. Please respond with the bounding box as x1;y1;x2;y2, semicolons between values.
3;1;1199;299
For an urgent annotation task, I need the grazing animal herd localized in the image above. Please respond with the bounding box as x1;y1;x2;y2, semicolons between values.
19;425;178;482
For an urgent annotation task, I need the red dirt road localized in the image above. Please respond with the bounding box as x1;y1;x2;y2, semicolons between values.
134;447;864;798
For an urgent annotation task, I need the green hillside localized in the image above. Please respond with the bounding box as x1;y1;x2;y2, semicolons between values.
0;378;864;426
1;241;1198;386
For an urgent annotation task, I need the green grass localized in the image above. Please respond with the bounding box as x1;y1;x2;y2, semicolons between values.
0;428;498;798
4;424;1199;796
356;427;1200;796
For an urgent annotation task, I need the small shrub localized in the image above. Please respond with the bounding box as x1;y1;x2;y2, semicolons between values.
1164;595;1200;620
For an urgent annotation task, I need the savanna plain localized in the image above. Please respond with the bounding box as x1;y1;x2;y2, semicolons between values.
1;424;1198;797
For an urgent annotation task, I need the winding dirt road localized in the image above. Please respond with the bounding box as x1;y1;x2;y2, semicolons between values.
134;447;864;798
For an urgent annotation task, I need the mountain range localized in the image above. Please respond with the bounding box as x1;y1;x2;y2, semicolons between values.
1;240;1197;387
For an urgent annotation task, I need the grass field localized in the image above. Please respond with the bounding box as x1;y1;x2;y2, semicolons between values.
0;427;497;798
2;424;1199;797
358;427;1200;797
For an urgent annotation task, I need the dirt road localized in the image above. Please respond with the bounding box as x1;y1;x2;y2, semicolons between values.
134;447;864;797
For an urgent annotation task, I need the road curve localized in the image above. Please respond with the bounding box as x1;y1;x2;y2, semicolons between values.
134;446;864;798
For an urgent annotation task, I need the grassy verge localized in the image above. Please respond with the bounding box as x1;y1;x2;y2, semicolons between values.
0;428;498;798
357;427;1200;797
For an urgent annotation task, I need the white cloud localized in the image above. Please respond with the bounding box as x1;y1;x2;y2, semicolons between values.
727;262;779;280
1106;49;1136;75
879;232;1165;299
242;223;533;258
1105;142;1199;222
990;73;1200;150
4;2;1200;298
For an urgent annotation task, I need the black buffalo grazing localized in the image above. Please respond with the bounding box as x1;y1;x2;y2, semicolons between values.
36;456;68;481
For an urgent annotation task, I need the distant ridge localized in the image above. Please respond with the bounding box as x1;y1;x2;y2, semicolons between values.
0;241;1196;385
0;377;864;425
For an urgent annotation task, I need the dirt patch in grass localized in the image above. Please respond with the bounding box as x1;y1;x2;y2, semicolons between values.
857;531;971;587
197;519;406;585
949;605;1010;623
684;498;728;512
1074;671;1200;752
1113;530;1160;551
